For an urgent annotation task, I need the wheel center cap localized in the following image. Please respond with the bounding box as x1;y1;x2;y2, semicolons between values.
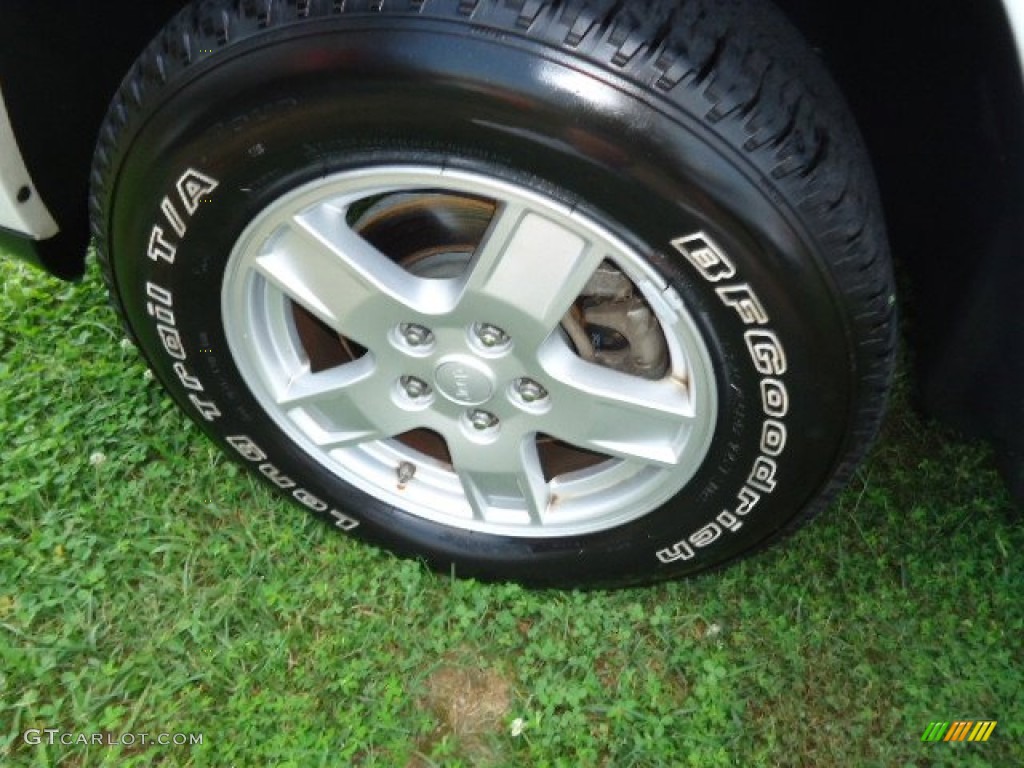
435;358;495;406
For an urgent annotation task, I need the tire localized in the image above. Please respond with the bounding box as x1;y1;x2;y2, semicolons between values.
91;0;896;587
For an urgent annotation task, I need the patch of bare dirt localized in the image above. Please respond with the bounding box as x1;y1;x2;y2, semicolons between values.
409;662;513;767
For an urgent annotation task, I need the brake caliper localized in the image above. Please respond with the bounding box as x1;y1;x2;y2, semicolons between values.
563;262;669;380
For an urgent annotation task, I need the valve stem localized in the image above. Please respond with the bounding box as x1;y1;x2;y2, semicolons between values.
397;461;417;489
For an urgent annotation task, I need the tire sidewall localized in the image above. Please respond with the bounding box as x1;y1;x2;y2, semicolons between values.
105;20;854;585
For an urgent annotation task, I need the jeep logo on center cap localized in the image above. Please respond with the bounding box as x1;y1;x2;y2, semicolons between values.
434;359;495;406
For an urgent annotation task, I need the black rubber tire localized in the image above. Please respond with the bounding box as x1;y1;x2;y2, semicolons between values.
91;0;896;587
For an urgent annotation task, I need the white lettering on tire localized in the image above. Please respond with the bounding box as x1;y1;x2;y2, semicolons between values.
657;231;790;564
671;232;736;282
142;169;224;423
146;311;222;415
147;168;219;265
227;434;360;531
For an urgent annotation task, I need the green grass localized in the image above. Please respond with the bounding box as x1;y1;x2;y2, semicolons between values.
1;256;1021;767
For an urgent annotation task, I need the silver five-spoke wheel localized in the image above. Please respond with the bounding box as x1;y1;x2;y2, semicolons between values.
222;167;717;537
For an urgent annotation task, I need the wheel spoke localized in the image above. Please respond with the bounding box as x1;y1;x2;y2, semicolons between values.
274;355;376;408
447;431;549;524
540;340;696;467
275;357;413;449
458;204;605;346
253;207;455;347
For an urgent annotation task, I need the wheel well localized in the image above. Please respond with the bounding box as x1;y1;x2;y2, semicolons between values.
0;1;183;278
777;0;1024;460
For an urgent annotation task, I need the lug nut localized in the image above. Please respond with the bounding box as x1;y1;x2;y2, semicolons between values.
401;376;431;400
516;378;549;403
473;323;510;349
468;409;500;431
400;323;434;348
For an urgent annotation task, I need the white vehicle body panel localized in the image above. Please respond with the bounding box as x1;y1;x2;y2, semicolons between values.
1006;0;1024;77
0;89;58;240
